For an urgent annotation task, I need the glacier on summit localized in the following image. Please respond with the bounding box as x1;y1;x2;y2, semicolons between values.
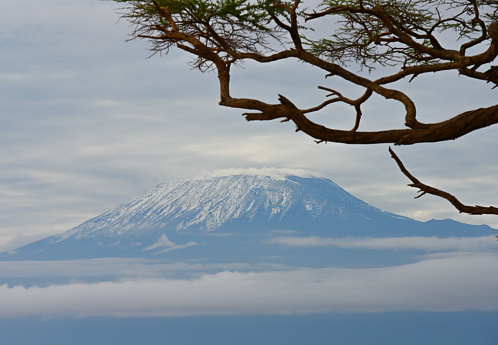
49;172;399;239
6;169;497;261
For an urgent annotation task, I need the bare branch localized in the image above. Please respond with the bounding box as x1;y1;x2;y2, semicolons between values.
221;94;498;146
389;147;498;215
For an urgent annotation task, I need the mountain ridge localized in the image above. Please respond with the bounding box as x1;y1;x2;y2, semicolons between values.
4;171;496;261
52;174;404;239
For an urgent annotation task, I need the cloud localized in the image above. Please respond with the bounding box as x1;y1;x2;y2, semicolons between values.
143;234;196;253
0;258;279;280
207;167;326;180
269;235;498;251
0;254;497;317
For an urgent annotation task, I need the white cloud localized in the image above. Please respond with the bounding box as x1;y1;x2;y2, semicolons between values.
269;236;498;251
207;167;326;180
143;234;196;253
0;258;279;279
0;254;496;317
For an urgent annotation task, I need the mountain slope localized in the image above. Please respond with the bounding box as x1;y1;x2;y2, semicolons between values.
58;174;403;237
6;171;497;261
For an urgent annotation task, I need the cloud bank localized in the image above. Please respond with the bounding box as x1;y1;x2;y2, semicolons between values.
1;253;497;317
269;235;498;251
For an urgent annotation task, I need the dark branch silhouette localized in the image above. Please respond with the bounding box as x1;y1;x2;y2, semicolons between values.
389;147;498;215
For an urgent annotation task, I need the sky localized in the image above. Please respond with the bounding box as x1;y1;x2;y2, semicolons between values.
1;0;497;252
1;2;498;338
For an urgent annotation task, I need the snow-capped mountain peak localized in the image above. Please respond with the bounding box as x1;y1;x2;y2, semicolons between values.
8;170;496;260
55;172;389;241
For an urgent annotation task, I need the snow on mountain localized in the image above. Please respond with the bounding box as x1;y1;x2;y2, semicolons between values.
56;172;395;241
5;169;496;260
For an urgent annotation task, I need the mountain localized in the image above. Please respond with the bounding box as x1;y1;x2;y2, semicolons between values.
4;171;497;262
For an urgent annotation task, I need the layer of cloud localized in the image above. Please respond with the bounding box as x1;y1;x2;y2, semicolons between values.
143;234;196;253
269;236;498;251
0;253;497;317
207;167;327;180
0;258;278;279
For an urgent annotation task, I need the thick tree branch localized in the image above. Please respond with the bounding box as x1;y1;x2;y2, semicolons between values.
221;94;498;146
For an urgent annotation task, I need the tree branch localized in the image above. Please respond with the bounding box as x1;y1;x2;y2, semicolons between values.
221;94;498;146
389;147;498;215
